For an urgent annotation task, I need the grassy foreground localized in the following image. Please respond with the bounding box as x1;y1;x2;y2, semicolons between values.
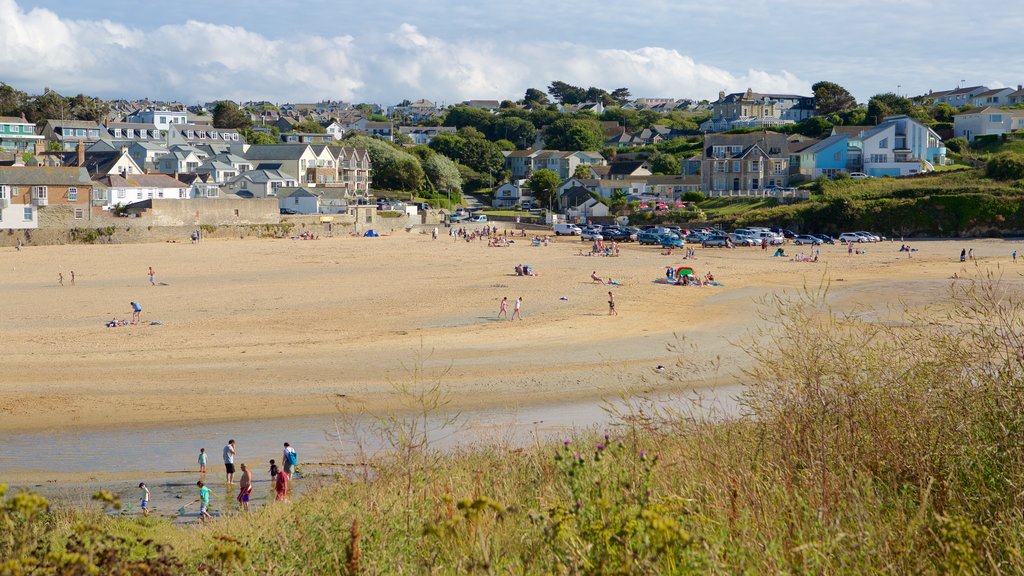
5;273;1024;574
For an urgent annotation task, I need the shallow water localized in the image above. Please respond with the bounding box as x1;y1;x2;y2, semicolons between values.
1;385;743;516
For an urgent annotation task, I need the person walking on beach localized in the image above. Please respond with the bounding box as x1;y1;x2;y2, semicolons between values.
960;248;967;262
58;272;63;286
191;481;212;522
282;443;297;476
510;297;522;321
608;291;618;316
138;482;150;516
148;266;155;286
237;463;253;512
969;248;975;260
275;467;290;502
130;301;142;324
70;271;75;286
848;242;854;256
198;448;208;474
498;296;508;319
223;440;236;484
1014;250;1018;262
269;459;279;481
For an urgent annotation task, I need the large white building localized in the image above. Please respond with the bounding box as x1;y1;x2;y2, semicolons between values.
125;108;189;132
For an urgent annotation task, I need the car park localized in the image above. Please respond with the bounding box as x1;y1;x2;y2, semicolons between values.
793;234;823;245
601;227;633;242
855;231;881;242
685;232;708;244
730;232;758;246
812;234;835;245
637;231;662;245
838;232;867;243
581;227;604;241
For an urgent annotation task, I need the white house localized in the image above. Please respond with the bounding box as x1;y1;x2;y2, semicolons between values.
0;182;38;229
278;187;321;214
94;173;189;209
398;126;457;145
566;197;609;221
492;181;534;208
126;108;188;132
848;115;947;177
222;169;297;198
969;88;1015;108
954;107;1024;141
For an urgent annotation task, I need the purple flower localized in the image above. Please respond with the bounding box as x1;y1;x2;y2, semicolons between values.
596;444;605;451
564;439;572;447
639;450;648;461
604;434;610;442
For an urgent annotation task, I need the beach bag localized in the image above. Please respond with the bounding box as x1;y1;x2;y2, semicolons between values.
287;450;298;466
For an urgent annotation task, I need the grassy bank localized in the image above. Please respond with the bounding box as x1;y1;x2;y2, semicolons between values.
5;273;1024;574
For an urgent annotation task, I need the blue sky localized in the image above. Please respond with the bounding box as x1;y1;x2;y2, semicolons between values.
2;0;1022;106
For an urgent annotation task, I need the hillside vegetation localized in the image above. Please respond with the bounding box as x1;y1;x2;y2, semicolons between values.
4;275;1024;573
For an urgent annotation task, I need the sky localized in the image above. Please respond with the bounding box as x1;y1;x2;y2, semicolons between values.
1;0;1022;107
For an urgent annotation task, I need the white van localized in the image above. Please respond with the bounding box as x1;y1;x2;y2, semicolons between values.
553;223;582;236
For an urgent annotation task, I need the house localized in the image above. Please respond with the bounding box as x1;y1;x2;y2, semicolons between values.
795;134;849;179
608;161;652;180
37;141;144;178
969;88;1015;108
103;121;161;142
40;120;104;151
387;100;444;123
491;181;534;208
125;108;188;131
397;126;457;145
0;166;95;227
701;132;791;195
504;149;607;181
157;146;209;175
93;173;189;209
462;100;501;110
128;141;169;171
166;124;243;145
242;144;317;186
177;173;221;199
222;169;297;198
1009;85;1024;105
701;88;816;132
321;120;346;140
566;197;609;221
328;146;372;194
280;132;333;144
0;115;44;152
641;175;702;198
927;86;988;107
277;187;321;214
953;107;1024;141
844;115;947;176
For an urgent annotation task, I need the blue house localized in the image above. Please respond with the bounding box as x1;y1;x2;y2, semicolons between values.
796;134;849;179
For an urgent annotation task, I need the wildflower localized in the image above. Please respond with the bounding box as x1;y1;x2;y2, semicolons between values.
564;439;571;447
639;450;648;461
604;434;610;442
596;443;605;451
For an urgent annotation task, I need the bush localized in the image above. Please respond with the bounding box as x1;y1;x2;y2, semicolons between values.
681;191;705;202
945;137;968;154
985;152;1024;180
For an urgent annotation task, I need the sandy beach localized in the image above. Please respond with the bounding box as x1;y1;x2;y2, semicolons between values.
1;230;1019;439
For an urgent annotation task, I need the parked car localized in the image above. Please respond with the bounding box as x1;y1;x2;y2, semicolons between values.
601;227;631;242
793;234;823;245
849;172;870;179
553;223;582;236
813;234;835;245
449;213;469;223
280;208;298;215
702;234;730;247
471;214;488;223
685;232;708;244
659;234;685;248
637;231;662;245
838;232;867;243
855;231;881;242
730;232;758;246
581;227;604;241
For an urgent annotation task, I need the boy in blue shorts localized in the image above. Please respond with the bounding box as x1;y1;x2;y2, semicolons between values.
138;482;150;516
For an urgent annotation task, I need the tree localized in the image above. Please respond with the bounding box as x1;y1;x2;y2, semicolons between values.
443;106;493;132
488;116;535;149
29;88;69;124
523;88;549;109
422;154;463;194
650;153;679;175
68;94;110;122
528;169;561;208
600;108;640;131
213;101;251;129
812;81;858;116
548;81;587;105
543;117;605;151
931;102;957;123
0;83;28;117
573;164;592;179
428;132;465;161
793;116;834;137
344;134;424;191
866;93;913;124
294;118;327;133
610;88;632;106
460;137;504;177
242;128;278;145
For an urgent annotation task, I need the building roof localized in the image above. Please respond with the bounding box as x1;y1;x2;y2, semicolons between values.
0;116;33;124
45;119;103;130
94;173;185;188
226;169;295;185
0;166;92;186
608;161;648;175
975;88;1012;98
243;144;312;161
801;134;847;154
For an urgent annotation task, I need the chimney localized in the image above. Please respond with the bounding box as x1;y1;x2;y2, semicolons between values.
77;139;85;167
34;140;46;155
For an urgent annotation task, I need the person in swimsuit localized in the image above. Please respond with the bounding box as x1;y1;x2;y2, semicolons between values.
498;297;508;319
510;297;522;321
237;463;253;511
608;291;617;316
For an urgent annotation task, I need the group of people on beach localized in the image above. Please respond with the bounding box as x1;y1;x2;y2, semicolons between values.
140;439;299;523
497;296;523;320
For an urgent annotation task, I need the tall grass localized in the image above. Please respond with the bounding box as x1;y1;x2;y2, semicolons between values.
5;271;1024;573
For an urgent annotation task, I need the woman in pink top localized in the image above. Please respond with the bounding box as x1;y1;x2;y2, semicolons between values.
275;468;289;502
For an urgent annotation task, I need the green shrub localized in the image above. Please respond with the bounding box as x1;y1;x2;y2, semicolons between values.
986;152;1024;180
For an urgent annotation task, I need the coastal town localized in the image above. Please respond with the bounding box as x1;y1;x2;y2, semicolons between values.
2;80;1023;243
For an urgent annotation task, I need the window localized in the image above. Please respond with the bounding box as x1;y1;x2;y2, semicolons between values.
751;178;759;190
160;116;166;124
879;138;888;149
74;208;83;219
749;161;760;171
732;161;741;172
23;206;33;220
774;162;785;175
117;190;126;199
991;114;1003;123
22;125;33;133
33;186;47;200
234;209;240;216
0;185;7;200
68;187;77;201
